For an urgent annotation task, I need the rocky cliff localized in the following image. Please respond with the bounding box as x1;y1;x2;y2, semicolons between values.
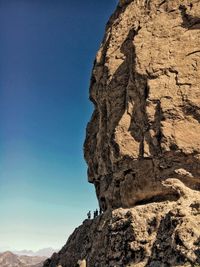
44;0;200;266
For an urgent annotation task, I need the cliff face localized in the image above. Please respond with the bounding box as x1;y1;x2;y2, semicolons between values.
44;181;200;267
44;0;200;266
84;0;200;211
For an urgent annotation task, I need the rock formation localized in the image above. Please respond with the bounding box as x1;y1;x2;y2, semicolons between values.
0;251;45;267
44;0;200;266
84;0;200;211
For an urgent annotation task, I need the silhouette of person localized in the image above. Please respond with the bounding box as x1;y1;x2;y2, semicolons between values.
87;211;91;220
95;209;98;217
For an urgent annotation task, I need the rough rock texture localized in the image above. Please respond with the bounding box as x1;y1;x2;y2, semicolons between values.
44;0;200;266
44;180;200;266
84;0;200;211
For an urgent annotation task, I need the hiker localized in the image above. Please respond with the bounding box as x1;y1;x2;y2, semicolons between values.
93;210;96;219
95;209;98;217
87;211;91;220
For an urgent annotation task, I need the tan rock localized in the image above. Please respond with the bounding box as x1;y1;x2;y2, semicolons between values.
44;1;200;266
84;0;200;210
77;259;86;267
43;187;200;266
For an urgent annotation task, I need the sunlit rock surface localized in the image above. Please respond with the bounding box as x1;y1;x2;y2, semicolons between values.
44;1;200;266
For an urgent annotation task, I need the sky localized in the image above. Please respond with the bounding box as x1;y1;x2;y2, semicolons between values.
0;0;117;251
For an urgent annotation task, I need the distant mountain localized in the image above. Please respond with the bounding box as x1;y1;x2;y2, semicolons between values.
0;251;22;267
0;251;45;267
13;250;34;256
13;248;57;258
34;248;57;258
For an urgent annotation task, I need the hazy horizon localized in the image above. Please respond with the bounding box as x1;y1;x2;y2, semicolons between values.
0;0;117;251
0;246;57;255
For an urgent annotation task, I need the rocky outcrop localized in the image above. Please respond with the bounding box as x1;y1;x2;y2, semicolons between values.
84;0;200;211
44;0;200;266
44;180;200;266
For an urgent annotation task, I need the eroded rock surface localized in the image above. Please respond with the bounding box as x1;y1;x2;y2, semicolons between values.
44;1;200;266
84;0;200;211
43;180;200;266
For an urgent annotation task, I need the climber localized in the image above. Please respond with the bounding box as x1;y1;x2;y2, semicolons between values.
87;211;91;220
95;209;98;217
93;209;98;219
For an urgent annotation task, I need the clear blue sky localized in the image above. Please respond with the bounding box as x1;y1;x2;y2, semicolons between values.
0;0;117;251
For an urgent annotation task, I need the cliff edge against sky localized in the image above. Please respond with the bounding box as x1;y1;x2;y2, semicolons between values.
44;0;200;266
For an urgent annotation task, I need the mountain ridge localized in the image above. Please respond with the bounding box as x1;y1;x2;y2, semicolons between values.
12;248;57;258
0;251;46;267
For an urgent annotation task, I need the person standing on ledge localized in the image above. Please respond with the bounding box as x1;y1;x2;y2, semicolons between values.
87;211;91;220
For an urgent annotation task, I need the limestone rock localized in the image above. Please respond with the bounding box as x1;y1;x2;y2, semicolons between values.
84;0;200;211
44;0;200;266
43;182;200;266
